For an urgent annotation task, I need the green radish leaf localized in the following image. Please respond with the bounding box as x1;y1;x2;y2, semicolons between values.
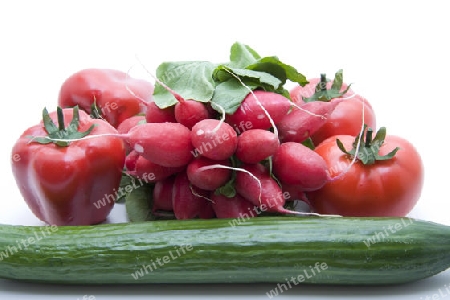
153;61;217;109
211;79;255;114
213;65;282;90
248;60;287;86
215;166;238;198
277;87;292;100
228;42;261;68
247;56;308;87
115;174;134;203
265;156;282;187
216;180;237;198
125;183;154;222
302;138;315;150
212;56;302;112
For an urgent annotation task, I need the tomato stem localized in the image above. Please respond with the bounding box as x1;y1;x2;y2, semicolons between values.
303;70;352;103
319;73;327;91
336;125;400;165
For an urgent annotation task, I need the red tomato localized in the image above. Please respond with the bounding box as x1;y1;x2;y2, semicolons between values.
290;77;377;145
312;94;376;145
306;131;424;217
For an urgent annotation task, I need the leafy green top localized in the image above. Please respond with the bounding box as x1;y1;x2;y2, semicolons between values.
153;61;216;109
152;42;309;114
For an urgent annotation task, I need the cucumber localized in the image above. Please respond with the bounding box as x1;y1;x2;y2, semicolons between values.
0;216;449;285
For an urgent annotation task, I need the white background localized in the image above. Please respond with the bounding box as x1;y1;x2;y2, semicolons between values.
0;0;449;299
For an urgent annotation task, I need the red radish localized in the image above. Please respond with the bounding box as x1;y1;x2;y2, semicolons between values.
187;157;231;191
138;70;211;128
235;129;280;163
235;163;296;215
272;142;329;191
124;150;140;171
198;199;215;219
211;194;256;219
145;101;176;123
42;119;193;168
127;122;193;167
172;172;211;220
153;176;175;212
282;183;309;203
205;102;220;119
125;150;184;182
281;183;313;213
225;90;291;131
117;115;146;153
277;99;343;143
174;100;210;129
117;115;146;134
191;119;238;160
134;71;208;127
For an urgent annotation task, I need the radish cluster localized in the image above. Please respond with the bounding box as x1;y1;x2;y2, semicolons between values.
121;88;340;220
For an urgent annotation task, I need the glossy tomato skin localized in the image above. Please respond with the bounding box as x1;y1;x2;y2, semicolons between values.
307;134;424;217
290;78;376;145
311;95;376;145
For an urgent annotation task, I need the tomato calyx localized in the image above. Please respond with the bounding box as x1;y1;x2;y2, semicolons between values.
29;106;96;147
303;69;352;103
336;125;400;165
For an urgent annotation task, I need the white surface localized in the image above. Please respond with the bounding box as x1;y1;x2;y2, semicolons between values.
0;0;449;299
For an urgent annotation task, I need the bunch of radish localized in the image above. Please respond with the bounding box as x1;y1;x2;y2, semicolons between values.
86;43;376;221
119;83;346;220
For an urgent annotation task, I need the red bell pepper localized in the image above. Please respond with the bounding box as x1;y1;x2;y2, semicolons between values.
11;106;126;225
58;68;154;128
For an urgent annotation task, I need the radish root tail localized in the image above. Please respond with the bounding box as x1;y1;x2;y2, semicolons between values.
125;64;152;105
210;103;227;134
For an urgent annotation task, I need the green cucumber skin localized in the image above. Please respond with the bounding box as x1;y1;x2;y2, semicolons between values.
0;217;449;285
